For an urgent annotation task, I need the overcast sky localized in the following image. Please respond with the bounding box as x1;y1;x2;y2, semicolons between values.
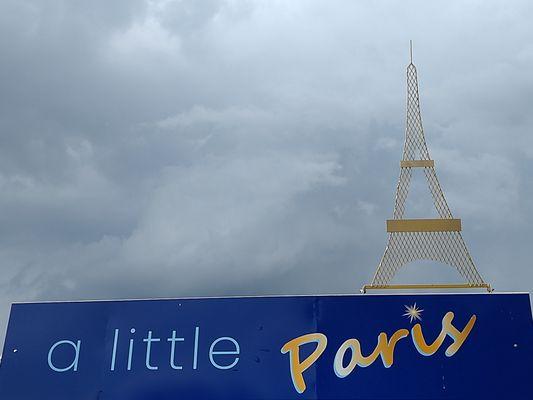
0;0;532;348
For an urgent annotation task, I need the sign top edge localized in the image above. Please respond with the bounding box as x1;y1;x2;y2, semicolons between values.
9;291;530;306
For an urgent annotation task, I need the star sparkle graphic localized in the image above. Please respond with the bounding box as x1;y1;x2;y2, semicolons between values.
403;303;424;323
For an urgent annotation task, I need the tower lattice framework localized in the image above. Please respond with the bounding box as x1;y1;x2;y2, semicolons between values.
363;47;490;292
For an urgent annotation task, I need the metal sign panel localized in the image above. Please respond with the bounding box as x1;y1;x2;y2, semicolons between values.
0;293;531;399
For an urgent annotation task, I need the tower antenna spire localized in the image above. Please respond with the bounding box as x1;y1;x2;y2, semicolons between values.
409;40;413;64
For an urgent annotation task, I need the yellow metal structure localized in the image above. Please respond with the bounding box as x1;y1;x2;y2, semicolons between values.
400;160;434;168
386;219;461;232
362;283;492;293
364;43;490;292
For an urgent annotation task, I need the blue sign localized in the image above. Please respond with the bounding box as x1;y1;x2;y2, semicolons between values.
0;293;531;399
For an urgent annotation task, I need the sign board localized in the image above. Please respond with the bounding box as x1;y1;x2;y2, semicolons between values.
0;293;531;399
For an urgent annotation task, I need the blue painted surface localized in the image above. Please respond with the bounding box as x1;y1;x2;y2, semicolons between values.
0;293;531;399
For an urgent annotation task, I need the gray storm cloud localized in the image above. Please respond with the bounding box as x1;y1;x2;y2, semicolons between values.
0;0;532;349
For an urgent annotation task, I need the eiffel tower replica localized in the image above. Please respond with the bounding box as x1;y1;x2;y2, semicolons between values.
363;44;491;293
